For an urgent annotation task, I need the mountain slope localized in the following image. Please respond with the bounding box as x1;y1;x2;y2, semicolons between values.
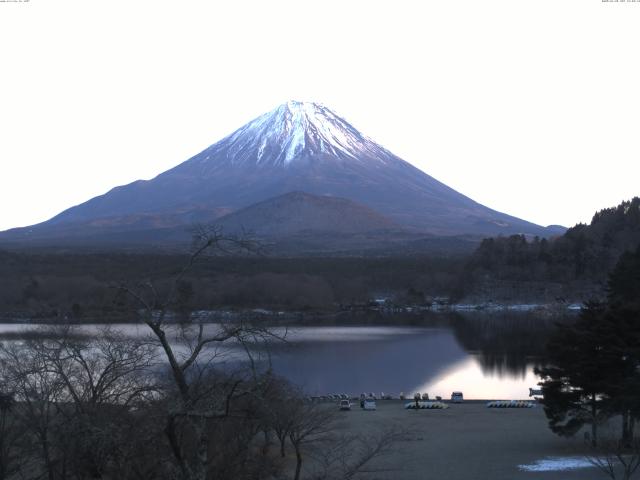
216;191;399;236
0;101;561;248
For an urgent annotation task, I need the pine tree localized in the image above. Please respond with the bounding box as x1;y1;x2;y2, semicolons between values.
535;302;618;446
537;245;640;446
603;245;640;444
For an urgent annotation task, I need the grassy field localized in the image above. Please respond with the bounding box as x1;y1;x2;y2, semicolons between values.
318;400;606;480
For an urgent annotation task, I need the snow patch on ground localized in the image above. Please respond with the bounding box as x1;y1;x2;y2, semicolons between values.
518;457;595;472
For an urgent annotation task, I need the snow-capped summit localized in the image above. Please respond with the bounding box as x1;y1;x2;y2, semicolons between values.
194;100;394;169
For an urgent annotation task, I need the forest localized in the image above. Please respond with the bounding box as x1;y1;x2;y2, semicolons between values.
461;197;640;303
0;198;639;320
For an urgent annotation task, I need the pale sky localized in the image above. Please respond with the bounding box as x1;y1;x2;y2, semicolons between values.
1;0;639;232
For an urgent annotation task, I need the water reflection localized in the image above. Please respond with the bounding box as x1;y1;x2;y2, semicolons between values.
256;312;562;398
449;313;555;378
0;312;563;399
417;358;542;400
266;326;467;396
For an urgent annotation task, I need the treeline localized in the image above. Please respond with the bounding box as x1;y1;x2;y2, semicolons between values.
0;252;466;320
2;197;639;317
459;197;640;302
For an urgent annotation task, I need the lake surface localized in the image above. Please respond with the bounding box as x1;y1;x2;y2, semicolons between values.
264;323;543;399
0;313;558;400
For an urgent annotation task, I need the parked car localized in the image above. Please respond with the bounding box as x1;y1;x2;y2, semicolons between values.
363;399;377;410
451;391;464;403
339;399;351;411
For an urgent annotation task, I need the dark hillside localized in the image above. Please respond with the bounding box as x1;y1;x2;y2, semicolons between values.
459;197;640;302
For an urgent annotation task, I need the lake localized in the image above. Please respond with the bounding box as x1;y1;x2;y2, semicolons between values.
0;312;560;400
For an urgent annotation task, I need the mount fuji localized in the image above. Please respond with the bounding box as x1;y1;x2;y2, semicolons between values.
0;101;563;251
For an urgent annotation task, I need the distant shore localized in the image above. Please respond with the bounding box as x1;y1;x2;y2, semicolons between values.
0;301;582;324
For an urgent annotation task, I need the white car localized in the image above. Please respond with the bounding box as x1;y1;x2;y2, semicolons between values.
363;399;377;410
339;399;351;411
451;391;464;403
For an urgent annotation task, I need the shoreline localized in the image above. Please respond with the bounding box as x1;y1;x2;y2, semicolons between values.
0;302;582;324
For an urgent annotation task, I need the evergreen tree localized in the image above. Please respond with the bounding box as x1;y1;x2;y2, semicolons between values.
603;245;640;443
537;245;640;446
608;245;640;312
535;302;617;446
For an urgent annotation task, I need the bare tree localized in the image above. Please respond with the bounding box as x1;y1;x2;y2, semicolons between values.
38;326;160;479
0;326;164;480
287;402;338;480
0;340;66;480
0;388;24;480
311;428;405;480
33;326;159;410
585;429;640;480
1;224;406;480
283;398;405;480
117;225;284;480
260;375;300;458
